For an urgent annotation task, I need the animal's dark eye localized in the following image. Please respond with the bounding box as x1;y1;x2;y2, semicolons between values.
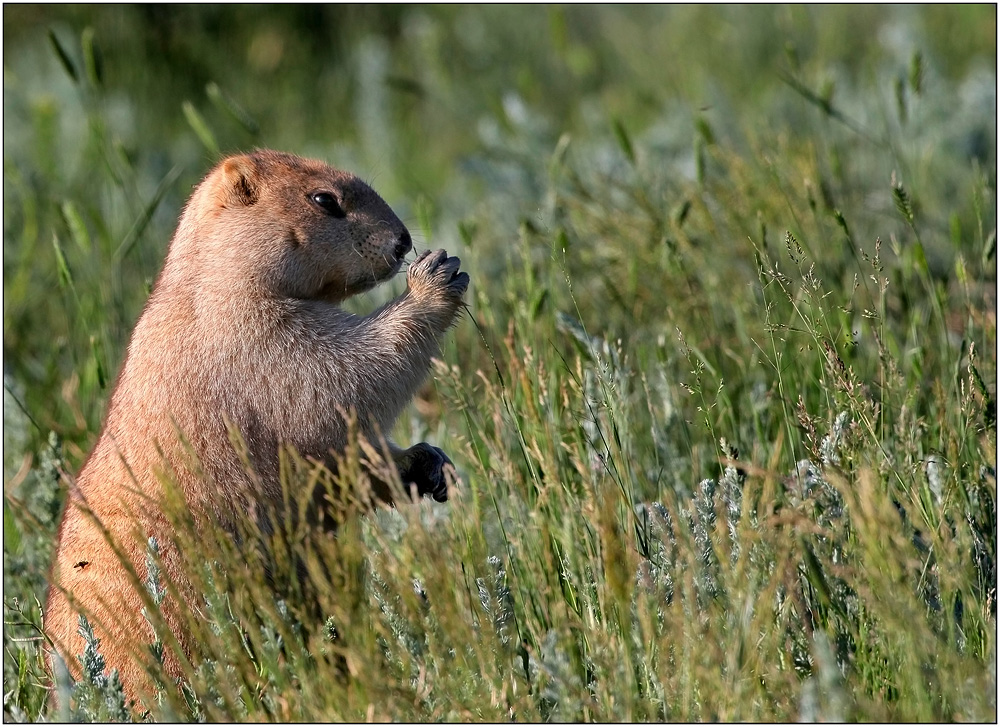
309;191;346;218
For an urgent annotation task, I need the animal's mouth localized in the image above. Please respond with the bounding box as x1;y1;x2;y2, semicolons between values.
315;254;402;302
315;279;346;302
373;256;404;286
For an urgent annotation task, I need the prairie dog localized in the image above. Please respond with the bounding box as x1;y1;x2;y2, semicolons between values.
45;149;469;700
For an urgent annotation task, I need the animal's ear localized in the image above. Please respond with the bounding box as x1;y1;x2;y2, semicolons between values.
218;154;259;207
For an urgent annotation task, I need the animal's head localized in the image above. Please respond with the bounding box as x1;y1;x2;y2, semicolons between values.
176;149;411;302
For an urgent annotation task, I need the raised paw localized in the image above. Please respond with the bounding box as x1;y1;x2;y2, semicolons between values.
407;249;469;303
398;442;454;503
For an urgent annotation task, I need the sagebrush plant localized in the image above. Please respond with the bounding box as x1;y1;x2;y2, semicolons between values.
4;6;995;722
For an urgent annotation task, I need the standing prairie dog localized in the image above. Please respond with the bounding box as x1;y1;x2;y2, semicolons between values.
45;149;469;701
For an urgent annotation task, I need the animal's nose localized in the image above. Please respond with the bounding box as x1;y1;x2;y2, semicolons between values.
394;230;412;258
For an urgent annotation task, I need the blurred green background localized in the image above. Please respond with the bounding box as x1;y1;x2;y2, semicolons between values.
4;4;995;453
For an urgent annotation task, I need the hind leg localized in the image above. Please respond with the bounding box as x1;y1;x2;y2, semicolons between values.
46;505;188;706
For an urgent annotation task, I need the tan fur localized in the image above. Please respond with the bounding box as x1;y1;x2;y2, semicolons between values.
45;150;469;702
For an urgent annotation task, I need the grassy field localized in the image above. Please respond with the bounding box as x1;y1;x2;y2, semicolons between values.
3;5;996;721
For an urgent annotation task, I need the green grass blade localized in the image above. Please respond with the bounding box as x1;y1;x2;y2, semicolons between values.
114;164;185;262
51;234;74;291
61;200;91;253
205;82;260;135
81;26;102;88
47;29;78;83
183;101;219;155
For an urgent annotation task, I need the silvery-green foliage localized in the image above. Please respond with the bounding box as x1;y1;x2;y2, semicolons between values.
70;615;132;723
531;629;584;721
689;478;719;602
718;439;744;561
557;312;631;479
142;537;166;668
791;460;844;526
369;562;423;664
411;577;428;607
144;537;166;607
77;615;106;690
476;555;513;646
258;620;283;671
820;411;849;467
966;466;996;620
797;631;848;722
198;563;233;638
925;454;944;507
634;501;675;606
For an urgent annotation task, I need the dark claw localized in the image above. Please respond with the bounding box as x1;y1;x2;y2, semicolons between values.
400;443;453;502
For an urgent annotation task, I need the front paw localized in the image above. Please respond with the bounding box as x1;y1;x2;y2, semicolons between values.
407;249;470;307
399;442;454;503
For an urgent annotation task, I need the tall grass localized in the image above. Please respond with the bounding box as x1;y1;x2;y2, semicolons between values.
4;6;996;722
